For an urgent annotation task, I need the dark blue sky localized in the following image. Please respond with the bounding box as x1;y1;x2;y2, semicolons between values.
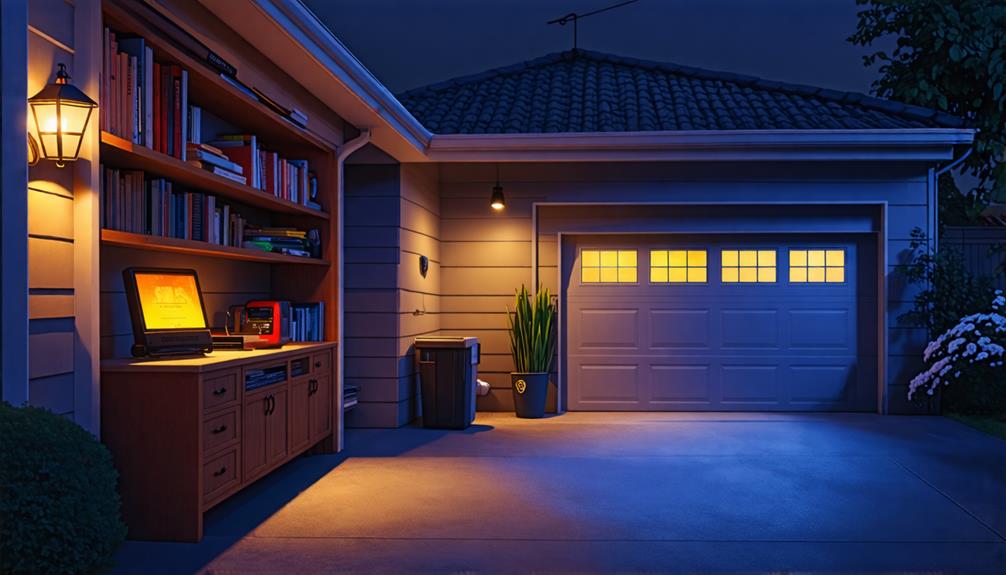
303;0;890;96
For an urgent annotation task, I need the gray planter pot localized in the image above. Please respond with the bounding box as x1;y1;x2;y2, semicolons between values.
511;372;548;418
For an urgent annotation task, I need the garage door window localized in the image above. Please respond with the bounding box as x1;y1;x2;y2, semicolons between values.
721;250;776;283
650;250;707;283
789;249;845;283
581;250;637;283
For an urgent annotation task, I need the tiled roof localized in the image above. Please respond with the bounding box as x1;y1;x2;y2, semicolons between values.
396;49;965;134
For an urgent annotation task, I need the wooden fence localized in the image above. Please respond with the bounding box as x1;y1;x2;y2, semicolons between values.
942;226;1006;290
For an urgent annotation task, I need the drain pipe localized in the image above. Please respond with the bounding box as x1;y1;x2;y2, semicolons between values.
931;144;974;252
336;128;370;450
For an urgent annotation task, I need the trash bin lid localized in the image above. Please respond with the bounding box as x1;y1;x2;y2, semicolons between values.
415;336;478;349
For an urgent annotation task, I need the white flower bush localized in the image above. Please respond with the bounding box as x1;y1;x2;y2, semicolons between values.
908;290;1006;400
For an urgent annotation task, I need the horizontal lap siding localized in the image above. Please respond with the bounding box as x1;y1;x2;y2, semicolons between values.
26;6;78;417
438;162;933;413
344;163;441;428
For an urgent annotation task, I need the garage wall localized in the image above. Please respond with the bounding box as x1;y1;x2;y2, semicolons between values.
343;163;441;427
438;162;934;414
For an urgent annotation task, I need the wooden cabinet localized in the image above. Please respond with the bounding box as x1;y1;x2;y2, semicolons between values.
101;343;337;542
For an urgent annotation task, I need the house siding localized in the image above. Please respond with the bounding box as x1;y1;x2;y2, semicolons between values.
437;162;934;414
344;163;441;427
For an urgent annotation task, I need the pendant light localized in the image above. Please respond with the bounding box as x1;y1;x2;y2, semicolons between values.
490;164;505;211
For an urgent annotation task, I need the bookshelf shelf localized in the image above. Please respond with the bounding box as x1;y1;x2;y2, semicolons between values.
102;1;333;154
100;131;329;220
101;229;330;266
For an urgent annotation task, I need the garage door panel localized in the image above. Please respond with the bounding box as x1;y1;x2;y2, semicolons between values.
565;233;878;412
578;309;640;349
575;364;641;404
789;309;852;350
720;309;780;349
720;365;780;403
649;364;712;403
650;309;710;349
788;364;854;403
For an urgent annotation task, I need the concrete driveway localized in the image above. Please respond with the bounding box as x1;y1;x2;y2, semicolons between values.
114;413;1006;573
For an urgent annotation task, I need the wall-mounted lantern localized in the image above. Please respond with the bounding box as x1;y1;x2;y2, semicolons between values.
28;64;97;168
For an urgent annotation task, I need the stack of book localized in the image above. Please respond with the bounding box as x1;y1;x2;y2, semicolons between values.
101;166;247;247
102;29;191;159
242;227;317;258
208;135;318;207
343;384;359;411
244;365;288;392
186;142;247;185
289;302;325;342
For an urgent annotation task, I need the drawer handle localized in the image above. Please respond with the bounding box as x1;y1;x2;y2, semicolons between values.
212;466;227;477
212;424;228;434
212;387;228;396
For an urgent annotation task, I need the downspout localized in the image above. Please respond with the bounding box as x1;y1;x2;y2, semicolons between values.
335;128;370;449
932;145;974;253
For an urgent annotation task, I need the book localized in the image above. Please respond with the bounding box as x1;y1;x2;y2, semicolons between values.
187;149;244;174
187;162;248;185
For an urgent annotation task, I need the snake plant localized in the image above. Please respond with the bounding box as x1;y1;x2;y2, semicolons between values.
506;284;557;373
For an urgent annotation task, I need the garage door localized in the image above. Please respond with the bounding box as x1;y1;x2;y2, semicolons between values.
564;234;878;411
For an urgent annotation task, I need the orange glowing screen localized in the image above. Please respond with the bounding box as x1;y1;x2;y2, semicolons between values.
133;272;207;330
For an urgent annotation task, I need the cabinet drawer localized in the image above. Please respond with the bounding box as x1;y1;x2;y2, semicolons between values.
203;408;239;455
202;448;239;504
312;351;331;374
203;371;238;411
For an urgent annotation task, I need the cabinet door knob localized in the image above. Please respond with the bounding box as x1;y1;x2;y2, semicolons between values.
314;361;322;368
212;424;228;434
213;466;227;477
213;387;228;396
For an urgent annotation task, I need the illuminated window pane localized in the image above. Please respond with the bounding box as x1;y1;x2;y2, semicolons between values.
668;268;687;283
790;250;807;267
668;250;687;267
826;250;844;267
721;249;776;284
582;248;637;284
722;250;738;267
650;249;707;283
788;248;845;284
688;250;707;267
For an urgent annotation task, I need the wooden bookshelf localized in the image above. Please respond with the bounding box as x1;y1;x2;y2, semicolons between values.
100;131;329;219
102;0;334;154
101;229;329;265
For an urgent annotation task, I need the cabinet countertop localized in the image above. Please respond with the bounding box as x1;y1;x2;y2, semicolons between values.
101;342;337;373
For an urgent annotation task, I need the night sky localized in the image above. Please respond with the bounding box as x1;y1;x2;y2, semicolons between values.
302;0;891;96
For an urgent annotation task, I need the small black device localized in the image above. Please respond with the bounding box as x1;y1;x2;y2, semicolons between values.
122;267;213;357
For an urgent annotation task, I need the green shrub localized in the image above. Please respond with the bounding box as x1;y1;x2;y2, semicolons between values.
0;402;126;574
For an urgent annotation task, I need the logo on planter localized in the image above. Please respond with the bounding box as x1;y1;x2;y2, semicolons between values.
515;379;527;394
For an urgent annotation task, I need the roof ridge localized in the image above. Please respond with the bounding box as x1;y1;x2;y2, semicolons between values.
397;48;964;129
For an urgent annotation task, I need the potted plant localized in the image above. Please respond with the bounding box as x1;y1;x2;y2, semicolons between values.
506;284;557;418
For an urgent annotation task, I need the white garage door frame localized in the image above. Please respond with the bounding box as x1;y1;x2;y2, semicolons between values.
531;201;889;414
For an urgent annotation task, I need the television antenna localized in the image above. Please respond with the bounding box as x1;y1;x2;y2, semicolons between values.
547;0;641;50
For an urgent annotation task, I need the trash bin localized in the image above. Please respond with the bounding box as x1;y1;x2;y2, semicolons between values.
414;336;479;429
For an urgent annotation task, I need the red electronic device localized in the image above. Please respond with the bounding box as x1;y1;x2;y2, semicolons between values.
227;300;291;348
